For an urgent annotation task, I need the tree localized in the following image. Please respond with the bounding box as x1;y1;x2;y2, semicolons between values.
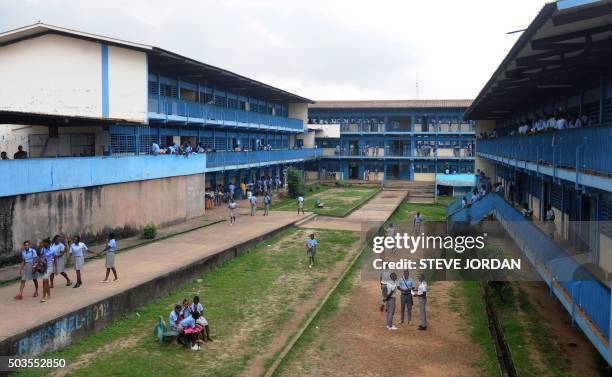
286;166;304;199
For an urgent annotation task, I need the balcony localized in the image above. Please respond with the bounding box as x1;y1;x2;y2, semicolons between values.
148;96;304;132
0;154;207;197
337;123;475;134
476;124;612;176
205;148;323;171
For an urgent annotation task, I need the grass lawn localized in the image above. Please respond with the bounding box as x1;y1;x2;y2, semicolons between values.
15;228;360;377
388;195;454;223
272;184;379;217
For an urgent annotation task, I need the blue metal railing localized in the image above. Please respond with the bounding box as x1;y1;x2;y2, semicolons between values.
476;124;612;175
148;96;304;131
447;193;611;344
205;148;323;169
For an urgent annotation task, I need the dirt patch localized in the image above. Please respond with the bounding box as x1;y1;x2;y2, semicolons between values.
519;282;602;377
278;276;485;377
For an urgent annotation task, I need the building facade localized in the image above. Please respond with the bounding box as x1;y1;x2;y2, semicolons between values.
0;23;320;261
305;100;475;189
460;0;612;364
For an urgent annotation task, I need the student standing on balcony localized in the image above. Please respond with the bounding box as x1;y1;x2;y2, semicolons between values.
100;233;118;283
50;235;72;288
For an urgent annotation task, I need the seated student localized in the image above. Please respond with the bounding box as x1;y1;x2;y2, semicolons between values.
178;312;202;350
169;304;182;331
191;295;213;342
180;298;193;320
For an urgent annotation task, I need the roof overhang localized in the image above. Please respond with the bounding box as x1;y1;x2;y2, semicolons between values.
464;0;612;120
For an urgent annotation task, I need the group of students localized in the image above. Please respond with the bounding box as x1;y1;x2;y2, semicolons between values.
15;233;119;303
168;295;213;351
1;145;28;160
478;111;591;140
380;270;428;331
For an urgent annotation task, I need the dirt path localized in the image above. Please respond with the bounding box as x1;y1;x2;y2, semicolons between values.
277;273;484;377
239;237;362;377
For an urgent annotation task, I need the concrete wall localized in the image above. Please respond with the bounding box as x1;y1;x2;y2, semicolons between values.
0;173;205;262
0;34;147;123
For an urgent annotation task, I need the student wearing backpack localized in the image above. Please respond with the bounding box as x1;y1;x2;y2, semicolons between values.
40;238;56;303
263;192;272;216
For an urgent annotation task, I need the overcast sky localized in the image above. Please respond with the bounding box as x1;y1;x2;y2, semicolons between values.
1;0;544;101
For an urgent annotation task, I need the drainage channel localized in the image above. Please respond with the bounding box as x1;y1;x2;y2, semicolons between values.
480;281;518;377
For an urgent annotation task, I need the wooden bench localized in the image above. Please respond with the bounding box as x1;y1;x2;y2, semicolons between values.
154;315;179;344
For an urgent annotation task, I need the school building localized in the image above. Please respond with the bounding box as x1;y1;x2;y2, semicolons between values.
450;0;612;364
303;100;476;194
0;23;321;261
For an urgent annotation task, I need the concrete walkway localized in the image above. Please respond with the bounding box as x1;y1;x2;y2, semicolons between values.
0;206;309;344
299;190;407;231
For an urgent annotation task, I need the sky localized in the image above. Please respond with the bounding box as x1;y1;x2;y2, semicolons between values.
0;0;545;101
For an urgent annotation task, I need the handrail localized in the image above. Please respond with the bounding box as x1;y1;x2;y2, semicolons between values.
476;123;612;175
447;193;611;342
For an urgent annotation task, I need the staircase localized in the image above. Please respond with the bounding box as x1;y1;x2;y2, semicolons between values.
383;180;435;204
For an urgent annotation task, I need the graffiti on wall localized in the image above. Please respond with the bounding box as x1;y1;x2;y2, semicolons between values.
12;301;110;357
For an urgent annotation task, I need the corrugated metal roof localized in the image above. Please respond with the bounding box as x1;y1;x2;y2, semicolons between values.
309;99;473;109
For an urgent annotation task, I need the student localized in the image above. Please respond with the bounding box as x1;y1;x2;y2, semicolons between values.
15;240;39;300
100;233;118;282
178;311;202;350
461;196;467;207
250;194;258;216
0;151;8;160
70;236;91;288
13;145;27;159
50;235;72;288
379;266;392;312
521;202;533;219
169;304;182;331
545;204;556;239
180;298;193;320
191;295;213;342
382;272;398;330
306;233;318;268
413;212;424;235
263;192;272;216
297;194;305;215
40;238;56;303
228;198;238;225
414;274;428;330
397;270;414;324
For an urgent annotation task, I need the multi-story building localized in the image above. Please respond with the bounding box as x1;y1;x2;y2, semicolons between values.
456;0;612;364
0;23;320;261
304;100;475;194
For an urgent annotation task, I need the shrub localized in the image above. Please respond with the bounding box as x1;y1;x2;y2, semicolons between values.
141;223;157;239
287;166;304;199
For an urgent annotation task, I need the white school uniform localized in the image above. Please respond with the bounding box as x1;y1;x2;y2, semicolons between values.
71;242;88;271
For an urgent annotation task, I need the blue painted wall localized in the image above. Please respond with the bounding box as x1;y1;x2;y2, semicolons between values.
0;154;206;197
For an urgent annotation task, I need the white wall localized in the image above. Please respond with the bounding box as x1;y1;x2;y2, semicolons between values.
108;46;148;122
0;34;147;123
